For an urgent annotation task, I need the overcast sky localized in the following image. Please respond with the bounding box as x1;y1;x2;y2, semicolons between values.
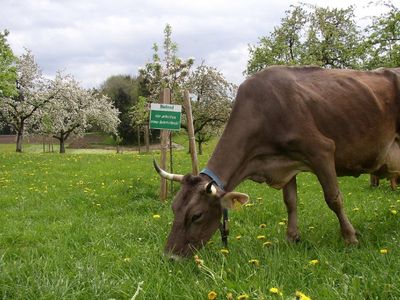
0;0;385;88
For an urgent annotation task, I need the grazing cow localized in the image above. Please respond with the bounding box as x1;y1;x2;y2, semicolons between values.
155;66;400;258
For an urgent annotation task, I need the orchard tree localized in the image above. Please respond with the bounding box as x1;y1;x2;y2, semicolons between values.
185;64;234;154
247;5;307;73
363;1;400;68
0;30;17;99
129;95;149;152
100;75;138;144
246;4;362;74
0;49;56;152
305;5;362;68
37;73;120;153
139;24;194;103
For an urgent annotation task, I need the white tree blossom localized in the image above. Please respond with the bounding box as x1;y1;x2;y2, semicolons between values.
0;49;56;152
36;72;120;153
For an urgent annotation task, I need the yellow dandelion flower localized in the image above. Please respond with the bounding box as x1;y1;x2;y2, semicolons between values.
152;214;161;219
390;209;398;215
208;291;217;300
236;235;242;240
309;259;319;265
380;249;388;254
352;207;359;212
220;249;229;255
259;223;267;228
257;197;262;200
269;287;283;296
257;235;266;240
245;203;254;207
193;255;204;266
263;241;273;247
278;221;285;226
248;259;260;266
295;290;311;300
123;257;131;262
237;294;249;300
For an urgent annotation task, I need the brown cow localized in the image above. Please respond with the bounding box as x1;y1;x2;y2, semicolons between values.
155;66;400;258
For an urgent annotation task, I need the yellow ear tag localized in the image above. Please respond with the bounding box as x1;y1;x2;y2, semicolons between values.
233;198;242;210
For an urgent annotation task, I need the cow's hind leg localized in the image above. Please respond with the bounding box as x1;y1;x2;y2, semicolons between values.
283;176;300;242
309;142;358;245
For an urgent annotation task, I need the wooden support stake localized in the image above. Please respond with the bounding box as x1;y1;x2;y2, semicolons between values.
183;90;199;175
160;88;170;201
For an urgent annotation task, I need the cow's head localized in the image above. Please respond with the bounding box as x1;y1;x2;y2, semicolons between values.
154;160;249;258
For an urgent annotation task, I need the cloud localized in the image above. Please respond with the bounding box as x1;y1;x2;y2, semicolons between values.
0;0;387;88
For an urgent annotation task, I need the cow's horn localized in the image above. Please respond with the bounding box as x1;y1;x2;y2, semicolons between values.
205;181;218;195
153;159;184;182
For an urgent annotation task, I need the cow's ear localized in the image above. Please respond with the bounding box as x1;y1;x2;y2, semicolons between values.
220;192;249;209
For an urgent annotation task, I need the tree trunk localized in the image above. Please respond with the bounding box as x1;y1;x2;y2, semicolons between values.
16;129;24;152
144;124;149;153
59;136;65;154
198;140;203;155
137;127;141;154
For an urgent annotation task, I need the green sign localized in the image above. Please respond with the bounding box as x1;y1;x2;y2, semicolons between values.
149;103;182;131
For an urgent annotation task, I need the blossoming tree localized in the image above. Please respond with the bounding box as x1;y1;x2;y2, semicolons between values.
0;49;56;152
36;73;120;153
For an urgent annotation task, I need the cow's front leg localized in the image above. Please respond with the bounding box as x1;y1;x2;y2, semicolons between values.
282;176;300;242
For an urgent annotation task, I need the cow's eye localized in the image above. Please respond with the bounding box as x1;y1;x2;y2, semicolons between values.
191;213;203;223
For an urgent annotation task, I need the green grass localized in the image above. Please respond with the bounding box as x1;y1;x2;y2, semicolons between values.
0;138;399;299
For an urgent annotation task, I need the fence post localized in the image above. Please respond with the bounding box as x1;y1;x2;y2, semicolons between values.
183;90;199;175
160;88;170;201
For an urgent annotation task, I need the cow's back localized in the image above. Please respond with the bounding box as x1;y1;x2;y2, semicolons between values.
234;66;400;176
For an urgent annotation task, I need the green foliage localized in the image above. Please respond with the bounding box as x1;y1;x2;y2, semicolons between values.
246;2;400;74
363;2;400;69
0;140;399;299
139;23;194;103
0;29;17;99
100;75;139;144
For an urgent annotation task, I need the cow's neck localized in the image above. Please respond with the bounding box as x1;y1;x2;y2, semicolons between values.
206;130;250;192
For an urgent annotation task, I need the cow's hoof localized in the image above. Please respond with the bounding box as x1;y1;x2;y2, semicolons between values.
286;232;300;243
344;236;359;245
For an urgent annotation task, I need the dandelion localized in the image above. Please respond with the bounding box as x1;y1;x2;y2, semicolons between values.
352;207;359;212
237;294;249;300
236;235;242;240
257;235;266;240
269;287;283;296
194;255;204;266
295;290;311;300
123;257;131;262
263;241;273;247
259;223;267;228
244;203;254;207
380;249;388;254
390;209;397;215
153;214;161;219
248;259;260;266
278;221;285;226
208;291;217;300
309;259;319;265
220;249;229;255
257;197;262;200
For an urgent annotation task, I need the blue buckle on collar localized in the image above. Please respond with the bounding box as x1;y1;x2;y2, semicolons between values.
200;168;225;190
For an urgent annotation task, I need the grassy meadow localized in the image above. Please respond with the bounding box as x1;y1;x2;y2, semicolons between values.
0;136;399;299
